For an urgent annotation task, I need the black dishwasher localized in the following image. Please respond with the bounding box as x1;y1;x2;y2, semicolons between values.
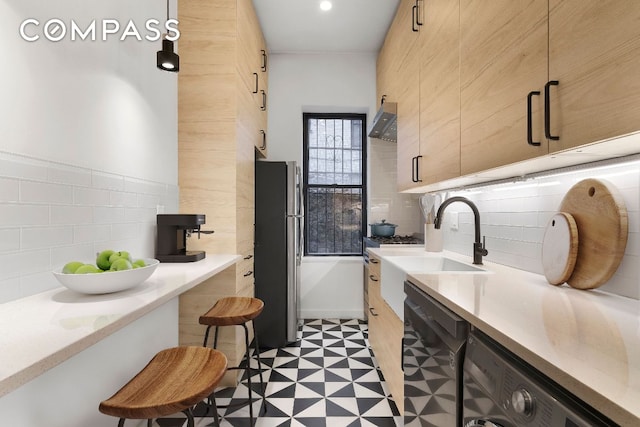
404;280;469;427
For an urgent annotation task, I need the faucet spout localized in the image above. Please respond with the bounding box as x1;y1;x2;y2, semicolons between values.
434;196;488;265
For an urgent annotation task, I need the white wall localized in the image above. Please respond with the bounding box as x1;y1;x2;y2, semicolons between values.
438;157;640;300
266;52;420;319
0;1;180;425
0;0;179;302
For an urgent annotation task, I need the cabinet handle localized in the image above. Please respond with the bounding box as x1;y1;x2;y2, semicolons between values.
252;73;258;94
401;337;404;370
244;254;253;260
411;156;422;182
527;90;541;146
259;130;267;150
261;49;267;72
369;274;378;282
370;258;379;264
412;5;418;32
260;90;267;111
244;270;253;277
369;307;379;317
544;80;560;141
411;156;417;182
380;95;386;105
415;0;423;26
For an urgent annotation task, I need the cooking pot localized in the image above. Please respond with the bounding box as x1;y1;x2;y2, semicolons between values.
369;219;398;237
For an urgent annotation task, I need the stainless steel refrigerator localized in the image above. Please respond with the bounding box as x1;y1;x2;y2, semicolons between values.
254;160;303;348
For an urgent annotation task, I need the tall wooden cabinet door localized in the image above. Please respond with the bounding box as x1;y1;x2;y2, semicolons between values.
548;1;640;152
460;0;548;175
385;0;421;75
418;0;461;185
396;49;421;192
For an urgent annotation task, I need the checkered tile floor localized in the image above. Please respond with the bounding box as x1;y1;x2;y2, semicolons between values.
156;319;401;427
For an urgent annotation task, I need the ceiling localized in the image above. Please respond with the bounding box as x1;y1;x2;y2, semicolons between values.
252;0;400;54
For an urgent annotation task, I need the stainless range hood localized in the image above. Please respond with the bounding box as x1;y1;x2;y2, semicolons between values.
368;101;397;142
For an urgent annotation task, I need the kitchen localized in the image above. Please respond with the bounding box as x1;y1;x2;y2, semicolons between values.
1;0;639;426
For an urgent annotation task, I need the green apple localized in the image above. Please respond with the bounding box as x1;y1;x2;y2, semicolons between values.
108;252;122;264
132;259;146;268
96;250;115;271
118;251;133;262
110;258;133;271
62;261;85;274
74;264;102;274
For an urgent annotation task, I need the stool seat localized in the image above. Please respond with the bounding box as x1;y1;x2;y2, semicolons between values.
199;297;264;327
99;346;227;420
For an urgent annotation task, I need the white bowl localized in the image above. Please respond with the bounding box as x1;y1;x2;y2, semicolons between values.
53;259;159;294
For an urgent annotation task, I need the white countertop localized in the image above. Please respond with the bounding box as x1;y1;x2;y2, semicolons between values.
368;246;640;426
0;254;240;398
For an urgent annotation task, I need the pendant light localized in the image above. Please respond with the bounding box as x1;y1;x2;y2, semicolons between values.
157;0;179;72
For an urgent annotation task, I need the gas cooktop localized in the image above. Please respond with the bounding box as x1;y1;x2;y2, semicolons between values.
364;235;424;247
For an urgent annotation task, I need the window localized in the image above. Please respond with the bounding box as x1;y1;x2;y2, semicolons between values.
303;113;367;256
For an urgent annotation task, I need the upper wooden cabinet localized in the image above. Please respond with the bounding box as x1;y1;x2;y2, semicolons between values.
460;0;548;175
380;0;640;189
548;0;640;152
418;0;461;185
378;0;459;191
237;0;268;157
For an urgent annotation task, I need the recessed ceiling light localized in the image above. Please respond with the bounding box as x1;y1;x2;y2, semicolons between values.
320;1;332;11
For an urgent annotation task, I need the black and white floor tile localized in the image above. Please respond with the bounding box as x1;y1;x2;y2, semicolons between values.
156;319;401;427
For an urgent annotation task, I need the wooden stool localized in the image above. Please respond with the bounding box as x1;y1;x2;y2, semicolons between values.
199;296;266;426
99;346;227;427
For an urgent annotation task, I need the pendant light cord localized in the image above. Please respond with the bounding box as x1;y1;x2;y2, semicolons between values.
166;0;170;23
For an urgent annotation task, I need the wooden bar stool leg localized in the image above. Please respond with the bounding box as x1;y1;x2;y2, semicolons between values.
252;319;267;415
242;323;255;427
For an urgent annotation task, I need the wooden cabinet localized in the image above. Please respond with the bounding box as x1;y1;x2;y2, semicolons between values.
381;0;640;188
177;0;265;387
418;0;461;185
548;0;640;152
367;254;404;413
237;0;269;157
379;0;461;190
396;50;421;191
460;0;548;175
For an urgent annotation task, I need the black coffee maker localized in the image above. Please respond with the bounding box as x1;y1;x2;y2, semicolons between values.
156;214;214;262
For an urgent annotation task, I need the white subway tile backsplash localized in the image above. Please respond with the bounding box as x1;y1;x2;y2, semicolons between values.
137;193;161;208
0;153;48;181
92;171;125;191
47;164;92;187
125;207;157;223
50;243;95;268
20;181;73;205
442;160;640;300
0;229;20;252
22;226;73;249
73;224;111;243
73;187;110;206
93;206;126;224
50;206;93;225
19;271;60;297
110;191;138;207
125;178;165;196
0;152;178;302
0;204;50;226
0;249;51;281
0;278;21;304
111;223;141;241
0;178;19;202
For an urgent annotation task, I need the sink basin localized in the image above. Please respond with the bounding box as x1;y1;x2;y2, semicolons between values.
384;256;486;273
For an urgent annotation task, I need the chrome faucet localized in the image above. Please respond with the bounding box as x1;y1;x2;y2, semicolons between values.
434;196;488;265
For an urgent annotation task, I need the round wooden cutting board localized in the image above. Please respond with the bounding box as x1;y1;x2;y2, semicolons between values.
542;212;578;285
559;178;628;290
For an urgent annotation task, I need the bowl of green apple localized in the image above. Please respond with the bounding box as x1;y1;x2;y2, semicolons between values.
53;250;159;294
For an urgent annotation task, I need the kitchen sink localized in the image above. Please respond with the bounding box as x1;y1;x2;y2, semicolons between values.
384;256;487;274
